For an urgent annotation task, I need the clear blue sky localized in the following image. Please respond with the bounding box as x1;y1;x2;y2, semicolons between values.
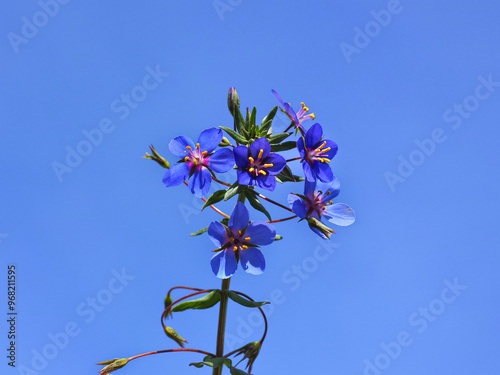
2;1;500;374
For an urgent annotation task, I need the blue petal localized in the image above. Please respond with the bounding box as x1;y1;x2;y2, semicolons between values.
304;180;317;197
296;137;306;157
233;146;249;168
245;221;276;245
288;194;308;219
209;148;235;173
324;203;356;226
313;161;334;183
263;153;286;175
283;103;299;124
256;173;276;191
208;221;229;248
239;247;265;275
162;163;190;187
249;138;271;160
320;177;340;201
211;250;238;279
323;139;338;160
169;136;195;158
188;167;212;198
237;170;254;186
228;202;249;232
271;89;285;106
302;161;316;182
198;128;223;153
305;123;323;148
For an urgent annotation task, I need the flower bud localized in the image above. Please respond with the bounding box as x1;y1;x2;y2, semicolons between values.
233;341;261;372
307;217;336;239
97;358;129;374
218;137;231;147
163;293;173;320
164;326;188;347
227;87;240;115
143;144;170;169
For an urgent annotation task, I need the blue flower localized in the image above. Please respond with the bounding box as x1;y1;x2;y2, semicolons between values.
297;123;337;183
233;137;286;191
288;177;355;239
162;128;234;198
272;89;315;131
208;202;276;279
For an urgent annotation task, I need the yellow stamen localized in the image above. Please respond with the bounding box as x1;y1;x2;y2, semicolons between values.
229;237;234;242
311;113;316;120
248;156;255;163
258;170;267;175
186;145;192;150
319;140;327;149
248;167;255;172
329;200;333;205
258;149;264;159
184;156;190;162
238;230;242;235
262;163;274;168
301;102;310;111
192;159;198;165
242;245;248;249
322;206;326;210
322;147;331;153
202;150;208;155
317;157;325;163
196;143;200;148
233;246;238;251
326;191;331;195
245;237;251;241
323;158;331;163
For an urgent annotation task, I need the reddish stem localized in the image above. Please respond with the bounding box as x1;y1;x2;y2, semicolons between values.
127;348;215;361
267;215;297;223
183;181;230;218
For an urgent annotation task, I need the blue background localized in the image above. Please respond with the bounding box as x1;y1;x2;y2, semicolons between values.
2;1;499;374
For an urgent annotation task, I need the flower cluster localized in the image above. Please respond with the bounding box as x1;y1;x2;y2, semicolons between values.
152;88;354;277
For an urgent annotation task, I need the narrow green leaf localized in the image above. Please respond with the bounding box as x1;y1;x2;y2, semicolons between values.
275;166;303;183
202;189;227;210
189;356;231;369
250;107;257;128
225;182;245;201
244;191;271;221
260;106;278;135
235;109;245;134
270;141;297;152
229;366;251;375
267;132;291;144
220;126;248;144
226;291;269;308
172;290;221;312
189;226;208;236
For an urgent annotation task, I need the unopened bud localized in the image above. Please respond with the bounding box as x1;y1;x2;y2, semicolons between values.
219;137;231;147
307;217;335;239
227;87;240;115
164;326;188;348
97;358;129;374
163;294;173;320
233;341;261;372
143;144;170;169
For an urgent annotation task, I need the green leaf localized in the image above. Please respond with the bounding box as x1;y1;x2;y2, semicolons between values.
189;356;231;369
244;190;271;221
235;109;245;133
226;291;269;308
260;106;278;135
220;126;248;144
189;226;208;236
267;132;291;144
270;141;297;152
229;366;251;375
250;107;257;128
202;189;227;210
225;182;245;201
275;166;303;183
172;290;221;312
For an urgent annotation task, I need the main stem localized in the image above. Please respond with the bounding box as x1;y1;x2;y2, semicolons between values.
213;277;231;375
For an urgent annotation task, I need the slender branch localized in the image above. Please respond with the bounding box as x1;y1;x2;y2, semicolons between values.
167;286;204;295
182;181;230;218
285;157;301;162
127;348;215;361
251;190;294;213
213;278;231;375
267;215;297;223
212;176;232;187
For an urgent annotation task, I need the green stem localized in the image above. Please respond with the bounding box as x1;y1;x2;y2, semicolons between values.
213;278;231;375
